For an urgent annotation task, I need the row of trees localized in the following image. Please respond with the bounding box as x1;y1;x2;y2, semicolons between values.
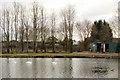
0;2;115;53
0;2;78;53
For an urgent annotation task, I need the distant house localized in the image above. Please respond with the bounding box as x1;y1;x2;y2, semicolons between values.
112;38;120;43
90;38;120;53
73;40;79;45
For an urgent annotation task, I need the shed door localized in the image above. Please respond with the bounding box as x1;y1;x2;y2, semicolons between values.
105;44;109;52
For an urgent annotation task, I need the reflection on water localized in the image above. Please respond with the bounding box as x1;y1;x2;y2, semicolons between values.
0;58;118;78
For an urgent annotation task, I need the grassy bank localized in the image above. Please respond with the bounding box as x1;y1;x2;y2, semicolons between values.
0;53;119;58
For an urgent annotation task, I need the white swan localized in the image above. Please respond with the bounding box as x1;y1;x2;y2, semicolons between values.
26;61;32;64
51;61;57;65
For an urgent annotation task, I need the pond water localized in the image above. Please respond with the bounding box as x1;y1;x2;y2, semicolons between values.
0;58;118;78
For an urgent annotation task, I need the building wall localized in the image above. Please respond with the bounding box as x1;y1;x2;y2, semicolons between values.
109;43;120;53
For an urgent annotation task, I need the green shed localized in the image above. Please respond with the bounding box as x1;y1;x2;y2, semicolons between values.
109;42;120;53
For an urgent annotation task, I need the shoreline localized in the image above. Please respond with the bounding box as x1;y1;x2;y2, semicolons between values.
0;52;119;58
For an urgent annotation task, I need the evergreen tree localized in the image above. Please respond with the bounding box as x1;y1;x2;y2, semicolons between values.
91;20;113;43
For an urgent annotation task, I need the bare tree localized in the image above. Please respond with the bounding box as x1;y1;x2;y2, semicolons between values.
32;2;38;53
19;5;25;52
75;23;83;40
61;6;75;53
13;2;20;52
110;18;118;38
50;12;56;53
76;20;92;50
40;8;44;52
6;9;10;53
118;2;120;38
40;7;49;53
109;10;119;38
1;9;10;53
61;10;68;52
76;20;92;41
10;12;14;53
13;2;20;41
24;18;30;53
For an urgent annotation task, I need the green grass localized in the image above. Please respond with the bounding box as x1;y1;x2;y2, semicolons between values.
0;53;87;57
0;53;119;58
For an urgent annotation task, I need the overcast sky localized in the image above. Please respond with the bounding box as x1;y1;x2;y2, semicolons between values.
0;0;119;21
0;0;119;40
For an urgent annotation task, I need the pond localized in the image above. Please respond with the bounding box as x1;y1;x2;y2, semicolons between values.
0;58;118;78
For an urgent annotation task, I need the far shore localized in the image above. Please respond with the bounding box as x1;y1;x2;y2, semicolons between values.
0;52;119;58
